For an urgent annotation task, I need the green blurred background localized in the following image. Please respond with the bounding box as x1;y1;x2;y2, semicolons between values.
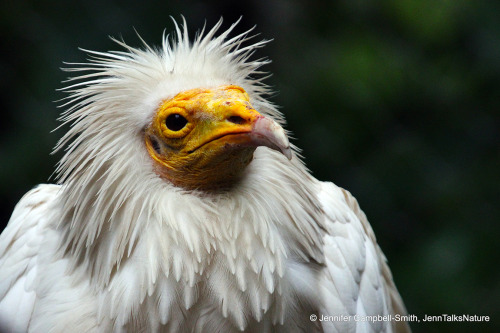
0;1;498;332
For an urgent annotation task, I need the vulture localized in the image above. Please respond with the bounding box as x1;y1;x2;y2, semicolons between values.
0;19;410;333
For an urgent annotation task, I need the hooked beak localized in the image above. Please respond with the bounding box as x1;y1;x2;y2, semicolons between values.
250;116;292;160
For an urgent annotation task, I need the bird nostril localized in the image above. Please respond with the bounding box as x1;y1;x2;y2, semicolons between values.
227;116;245;125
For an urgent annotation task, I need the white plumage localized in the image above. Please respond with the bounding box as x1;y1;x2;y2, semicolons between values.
0;19;409;332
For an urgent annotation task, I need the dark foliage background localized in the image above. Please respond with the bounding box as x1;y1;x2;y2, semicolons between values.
0;1;498;332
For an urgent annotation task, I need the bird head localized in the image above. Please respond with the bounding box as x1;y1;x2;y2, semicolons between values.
55;19;293;194
145;84;291;190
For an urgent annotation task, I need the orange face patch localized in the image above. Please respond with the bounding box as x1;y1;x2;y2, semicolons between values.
145;85;264;190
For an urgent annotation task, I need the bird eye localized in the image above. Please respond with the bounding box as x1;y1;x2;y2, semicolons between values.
165;114;188;131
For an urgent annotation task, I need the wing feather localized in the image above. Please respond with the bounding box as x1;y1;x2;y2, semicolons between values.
317;182;410;333
0;184;60;332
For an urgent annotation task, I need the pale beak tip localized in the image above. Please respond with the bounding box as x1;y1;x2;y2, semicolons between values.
252;116;293;160
283;146;293;160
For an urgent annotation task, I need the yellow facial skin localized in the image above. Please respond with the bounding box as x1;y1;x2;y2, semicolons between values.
145;85;291;190
145;85;289;191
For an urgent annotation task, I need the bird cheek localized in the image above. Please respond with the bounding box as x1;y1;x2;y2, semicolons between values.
145;130;180;164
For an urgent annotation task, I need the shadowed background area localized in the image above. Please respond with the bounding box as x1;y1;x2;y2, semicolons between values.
0;1;498;332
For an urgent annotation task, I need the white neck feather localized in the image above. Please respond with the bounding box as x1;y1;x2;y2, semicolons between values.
52;149;324;329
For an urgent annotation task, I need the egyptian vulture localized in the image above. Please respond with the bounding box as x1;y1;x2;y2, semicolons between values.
0;19;410;332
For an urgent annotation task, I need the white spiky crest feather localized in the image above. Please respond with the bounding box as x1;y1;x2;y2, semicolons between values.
50;17;324;293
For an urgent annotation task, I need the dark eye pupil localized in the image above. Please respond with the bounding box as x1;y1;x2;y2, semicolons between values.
165;114;187;131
